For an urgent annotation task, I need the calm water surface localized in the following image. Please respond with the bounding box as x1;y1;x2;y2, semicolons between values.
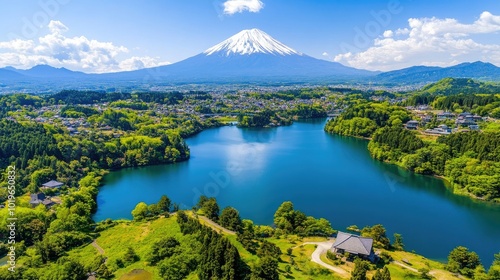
94;119;500;264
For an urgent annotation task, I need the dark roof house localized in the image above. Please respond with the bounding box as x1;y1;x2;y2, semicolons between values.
30;193;55;208
41;180;64;189
405;120;419;129
331;231;376;262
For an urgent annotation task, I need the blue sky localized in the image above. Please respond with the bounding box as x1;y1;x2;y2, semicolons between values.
0;0;499;72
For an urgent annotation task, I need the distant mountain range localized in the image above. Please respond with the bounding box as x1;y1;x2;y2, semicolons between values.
1;28;500;92
373;61;500;84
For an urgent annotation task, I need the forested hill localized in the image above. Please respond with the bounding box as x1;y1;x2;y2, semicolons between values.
416;78;500;95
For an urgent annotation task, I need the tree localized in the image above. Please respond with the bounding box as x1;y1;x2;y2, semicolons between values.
157;195;171;214
381;266;391;280
351;258;369;280
256;240;282;259
123;246;139;265
147;237;180;265
372;269;383;280
86;255;113;279
202;198;220;222
219;207;243;232
251;257;279;280
158;253;196;280
361;224;390;249
196;195;210;210
418;267;432;279
392;233;404;251
51;257;87;280
148;203;160;216
488;253;500;280
131;202;149;221
446;246;481;278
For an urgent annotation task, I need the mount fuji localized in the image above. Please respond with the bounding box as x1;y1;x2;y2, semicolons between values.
109;28;375;82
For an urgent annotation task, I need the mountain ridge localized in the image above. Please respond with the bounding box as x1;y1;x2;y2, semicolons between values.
1;29;500;90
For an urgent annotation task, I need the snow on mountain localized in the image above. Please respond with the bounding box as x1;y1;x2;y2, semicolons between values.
204;28;301;56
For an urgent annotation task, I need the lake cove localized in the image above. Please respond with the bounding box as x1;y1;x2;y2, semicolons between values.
94;119;500;265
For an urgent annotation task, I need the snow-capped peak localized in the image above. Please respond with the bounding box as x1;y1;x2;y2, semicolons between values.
204;28;301;56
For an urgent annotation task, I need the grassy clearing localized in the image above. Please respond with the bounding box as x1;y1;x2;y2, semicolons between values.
283;244;340;280
68;217;182;280
118;269;153;280
416;132;439;142
215;116;237;123
383;250;460;280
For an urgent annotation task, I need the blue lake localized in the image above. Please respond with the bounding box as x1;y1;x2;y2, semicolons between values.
94;119;500;265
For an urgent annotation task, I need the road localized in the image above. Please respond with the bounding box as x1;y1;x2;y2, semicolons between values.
91;240;105;255
198;216;236;235
299;241;349;277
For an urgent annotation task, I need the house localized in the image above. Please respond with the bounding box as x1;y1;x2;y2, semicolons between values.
41;180;64;190
29;193;55;208
425;124;452;135
437;112;455;120
405;120;419;130
455;114;476;126
330;231;376;262
469;124;480;130
420;115;432;124
472;115;483;122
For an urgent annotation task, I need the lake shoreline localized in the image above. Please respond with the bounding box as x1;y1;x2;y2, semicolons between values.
94;120;500;266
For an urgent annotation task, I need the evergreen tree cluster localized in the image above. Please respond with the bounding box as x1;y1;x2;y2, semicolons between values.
176;211;250;280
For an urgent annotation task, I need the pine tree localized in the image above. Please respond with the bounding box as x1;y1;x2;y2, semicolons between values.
351;259;368;280
372;269;382;280
381;266;391;280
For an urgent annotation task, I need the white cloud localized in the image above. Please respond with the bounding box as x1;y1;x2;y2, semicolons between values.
48;20;69;34
383;30;393;38
223;0;264;15
322;52;329;56
335;11;500;71
119;56;170;70
0;20;170;73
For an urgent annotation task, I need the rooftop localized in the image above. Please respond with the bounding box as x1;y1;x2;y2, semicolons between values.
42;180;64;188
332;231;373;256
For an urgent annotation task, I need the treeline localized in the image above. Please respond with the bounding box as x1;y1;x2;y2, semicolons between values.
325;102;410;137
247;88;326;100
406;93;500;117
237;110;292;127
417;78;500;96
60;105;99;118
446;246;500;279
404;78;500;117
237;104;326;127
0;119;190;200
48;90;209;105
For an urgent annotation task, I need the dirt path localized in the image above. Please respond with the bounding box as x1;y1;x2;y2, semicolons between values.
91;240;105;255
391;260;456;278
392;260;419;273
198;216;236;235
297;241;349;277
